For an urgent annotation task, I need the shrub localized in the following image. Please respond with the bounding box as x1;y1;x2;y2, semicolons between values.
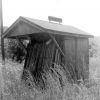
89;38;98;57
6;39;27;63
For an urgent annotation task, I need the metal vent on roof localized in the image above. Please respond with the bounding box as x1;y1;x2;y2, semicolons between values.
48;16;62;24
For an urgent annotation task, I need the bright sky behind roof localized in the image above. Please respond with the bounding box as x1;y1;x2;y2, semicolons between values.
2;0;100;36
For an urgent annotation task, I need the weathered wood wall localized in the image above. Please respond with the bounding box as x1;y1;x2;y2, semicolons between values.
76;38;89;81
64;37;89;82
64;38;77;82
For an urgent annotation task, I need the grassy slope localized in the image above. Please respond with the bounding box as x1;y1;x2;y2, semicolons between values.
89;57;100;84
0;57;99;100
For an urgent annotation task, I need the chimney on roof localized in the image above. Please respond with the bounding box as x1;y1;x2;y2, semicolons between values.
48;16;62;24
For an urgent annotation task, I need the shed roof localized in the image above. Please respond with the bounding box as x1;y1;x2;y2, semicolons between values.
3;16;93;38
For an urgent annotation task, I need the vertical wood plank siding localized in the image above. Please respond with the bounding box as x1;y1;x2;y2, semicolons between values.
76;38;89;81
64;38;77;82
64;38;89;82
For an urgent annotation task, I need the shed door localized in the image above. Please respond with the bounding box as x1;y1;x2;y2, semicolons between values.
64;39;77;81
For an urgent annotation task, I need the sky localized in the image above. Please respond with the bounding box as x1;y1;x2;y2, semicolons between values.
2;0;100;36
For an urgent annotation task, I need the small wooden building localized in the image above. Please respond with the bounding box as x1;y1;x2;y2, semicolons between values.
3;16;93;83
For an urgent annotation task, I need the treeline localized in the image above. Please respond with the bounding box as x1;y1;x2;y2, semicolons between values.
89;36;100;57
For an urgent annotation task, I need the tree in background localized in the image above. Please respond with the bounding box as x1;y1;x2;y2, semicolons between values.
89;38;98;57
6;39;27;63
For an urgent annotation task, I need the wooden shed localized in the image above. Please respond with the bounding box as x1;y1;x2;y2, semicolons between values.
3;16;93;83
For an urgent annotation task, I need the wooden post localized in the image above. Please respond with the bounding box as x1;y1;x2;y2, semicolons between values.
0;0;5;99
0;0;5;65
49;34;65;57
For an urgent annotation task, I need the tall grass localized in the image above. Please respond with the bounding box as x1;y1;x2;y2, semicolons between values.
0;58;100;100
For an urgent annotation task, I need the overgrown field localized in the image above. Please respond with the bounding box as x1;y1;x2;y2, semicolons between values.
0;57;99;100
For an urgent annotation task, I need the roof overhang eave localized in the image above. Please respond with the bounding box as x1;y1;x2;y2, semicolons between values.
3;29;94;39
2;16;46;39
46;29;94;38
